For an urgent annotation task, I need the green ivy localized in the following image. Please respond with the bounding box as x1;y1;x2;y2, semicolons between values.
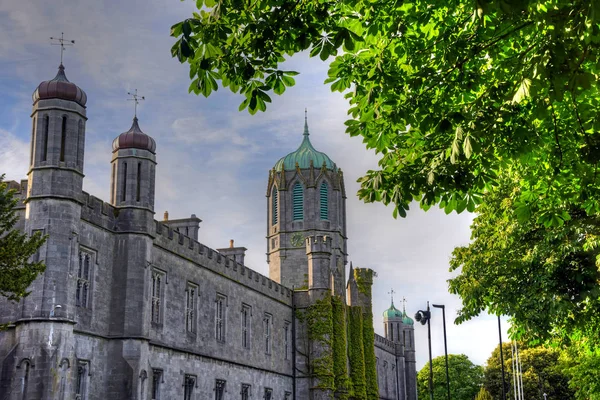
354;269;374;296
362;311;379;399
348;306;367;399
332;295;351;399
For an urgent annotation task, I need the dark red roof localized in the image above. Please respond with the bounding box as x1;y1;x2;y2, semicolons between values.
112;117;156;154
32;64;87;107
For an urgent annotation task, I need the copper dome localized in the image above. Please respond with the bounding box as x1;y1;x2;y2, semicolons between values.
32;64;87;107
112;117;156;154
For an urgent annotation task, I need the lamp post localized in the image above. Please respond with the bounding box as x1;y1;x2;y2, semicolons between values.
415;302;433;400
432;304;450;400
498;316;507;400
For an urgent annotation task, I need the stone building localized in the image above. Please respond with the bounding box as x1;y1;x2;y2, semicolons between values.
0;63;417;399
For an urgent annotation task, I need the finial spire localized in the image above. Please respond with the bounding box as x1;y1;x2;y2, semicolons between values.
403;297;407;313
50;32;75;65
127;89;145;118
388;289;396;306
303;108;309;136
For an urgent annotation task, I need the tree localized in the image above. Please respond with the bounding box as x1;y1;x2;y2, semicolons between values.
0;175;45;303
171;0;600;220
475;387;493;400
417;354;483;400
484;343;574;400
449;174;600;348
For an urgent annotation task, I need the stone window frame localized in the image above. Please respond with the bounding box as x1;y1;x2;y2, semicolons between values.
292;181;304;221
185;282;198;335
263;387;273;400
271;186;278;226
241;303;252;349
284;321;291;360
215;293;227;343
151;368;163;400
75;359;90;400
215;379;226;400
263;312;273;355
284;391;292;400
76;249;94;309
241;383;251;400
151;269;167;326
383;360;389;395
319;181;329;220
184;374;197;400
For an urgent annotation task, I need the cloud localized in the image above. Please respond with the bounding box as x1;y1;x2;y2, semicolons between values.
0;128;29;181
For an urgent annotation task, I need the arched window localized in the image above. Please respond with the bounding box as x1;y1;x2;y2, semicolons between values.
320;182;328;220
136;162;142;202
390;323;394;341
60;116;67;162
271;187;278;225
42;115;49;161
292;182;303;220
121;162;127;202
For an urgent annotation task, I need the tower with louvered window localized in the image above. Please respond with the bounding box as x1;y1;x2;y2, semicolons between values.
266;113;347;292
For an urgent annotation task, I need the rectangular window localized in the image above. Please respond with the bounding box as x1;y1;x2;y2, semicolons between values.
111;164;116;204
60;116;67;162
264;388;273;400
30;117;36;165
264;313;272;354
284;322;290;360
184;375;196;400
121;162;128;202
241;304;251;349
42;115;49;161
76;251;92;308
186;284;197;334
75;360;89;400
241;384;251;400
151;271;164;324
152;369;162;400
215;379;226;400
136;162;141;202
215;294;226;342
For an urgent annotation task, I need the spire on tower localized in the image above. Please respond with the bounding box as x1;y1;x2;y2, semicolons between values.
50;32;75;65
388;289;396;306
303;108;309;136
127;89;145;118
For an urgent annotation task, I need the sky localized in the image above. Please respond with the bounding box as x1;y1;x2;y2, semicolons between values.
0;0;510;370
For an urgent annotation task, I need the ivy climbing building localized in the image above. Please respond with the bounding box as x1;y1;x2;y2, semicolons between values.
0;63;417;400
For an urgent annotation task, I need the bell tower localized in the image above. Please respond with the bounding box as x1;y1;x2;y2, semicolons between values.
267;112;347;291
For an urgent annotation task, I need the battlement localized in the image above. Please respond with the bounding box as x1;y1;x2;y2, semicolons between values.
153;220;293;305
353;267;376;286
305;235;332;254
374;333;396;353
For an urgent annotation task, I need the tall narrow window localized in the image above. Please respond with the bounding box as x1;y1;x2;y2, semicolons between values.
320;182;328;219
185;284;197;333
241;304;251;349
215;380;226;400
384;361;389;394
215;295;226;342
151;271;163;324
264;388;273;400
30;117;36;165
241;384;251;400
42;115;49;161
284;392;291;400
75;360;89;400
60;116;67;162
111;164;116;203
271;187;278;225
76;251;91;308
264;313;272;354
136;162;142;202
77;120;83;167
292;182;303;220
184;375;196;400
390;323;394;342
152;369;162;400
19;360;30;400
284;322;290;360
121;162;127;202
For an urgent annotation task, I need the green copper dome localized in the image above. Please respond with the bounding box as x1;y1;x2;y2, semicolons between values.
274;114;336;171
402;310;414;326
383;303;403;319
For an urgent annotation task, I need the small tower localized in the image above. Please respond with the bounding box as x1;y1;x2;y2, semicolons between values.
267;112;347;290
401;303;417;400
382;299;403;343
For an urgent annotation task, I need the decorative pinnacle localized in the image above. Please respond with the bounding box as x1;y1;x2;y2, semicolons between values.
303;108;309;136
50;32;75;65
403;297;407;313
388;289;396;306
127;89;145;118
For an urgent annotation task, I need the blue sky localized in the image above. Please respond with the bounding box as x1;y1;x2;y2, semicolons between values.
0;0;510;369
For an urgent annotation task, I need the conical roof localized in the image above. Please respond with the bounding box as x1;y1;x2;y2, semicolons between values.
274;114;336;171
33;64;87;106
383;302;403;319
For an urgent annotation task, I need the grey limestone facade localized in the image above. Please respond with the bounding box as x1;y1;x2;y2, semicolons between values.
0;65;417;400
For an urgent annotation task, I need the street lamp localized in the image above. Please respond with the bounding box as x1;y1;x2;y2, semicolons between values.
498;316;507;400
432;304;450;400
415;302;433;400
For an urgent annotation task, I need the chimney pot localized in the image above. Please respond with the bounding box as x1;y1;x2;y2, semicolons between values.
163;211;169;221
230;239;234;248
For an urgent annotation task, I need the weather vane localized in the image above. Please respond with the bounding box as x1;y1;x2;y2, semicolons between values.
50;32;75;65
127;89;145;118
403;296;407;312
388;289;395;305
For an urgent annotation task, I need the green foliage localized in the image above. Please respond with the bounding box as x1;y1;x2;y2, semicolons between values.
361;311;378;399
484;343;574;400
348;306;367;399
417;354;483;400
172;0;600;221
475;387;493;400
0;175;46;303
331;295;351;398
560;341;600;400
449;174;600;348
354;269;374;296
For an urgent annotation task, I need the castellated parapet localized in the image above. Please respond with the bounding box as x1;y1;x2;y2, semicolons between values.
306;235;332;295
